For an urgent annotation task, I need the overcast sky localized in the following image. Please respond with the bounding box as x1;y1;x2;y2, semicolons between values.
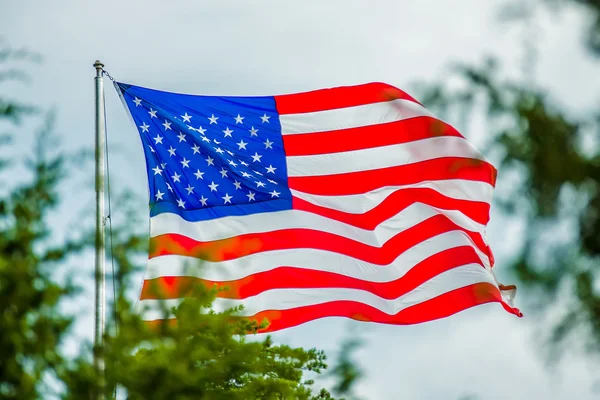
2;0;600;398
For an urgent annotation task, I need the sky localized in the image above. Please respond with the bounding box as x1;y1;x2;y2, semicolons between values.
2;0;600;398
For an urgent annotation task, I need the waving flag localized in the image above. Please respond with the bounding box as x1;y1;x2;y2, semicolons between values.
115;81;521;332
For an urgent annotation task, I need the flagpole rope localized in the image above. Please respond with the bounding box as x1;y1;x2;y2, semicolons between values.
104;71;148;316
101;68;119;400
101;69;119;337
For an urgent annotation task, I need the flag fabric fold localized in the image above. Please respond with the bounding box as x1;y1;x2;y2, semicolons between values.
115;81;521;332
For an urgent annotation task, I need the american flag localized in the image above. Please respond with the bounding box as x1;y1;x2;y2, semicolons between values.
115;81;521;332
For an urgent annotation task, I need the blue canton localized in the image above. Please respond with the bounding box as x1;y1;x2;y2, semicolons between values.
116;82;292;221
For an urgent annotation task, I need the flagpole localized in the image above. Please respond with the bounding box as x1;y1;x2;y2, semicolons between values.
93;60;106;399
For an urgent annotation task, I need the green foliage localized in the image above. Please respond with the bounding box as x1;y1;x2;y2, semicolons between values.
0;43;79;400
59;275;351;400
0;116;79;399
417;52;600;356
328;338;363;399
0;40;39;122
450;0;600;358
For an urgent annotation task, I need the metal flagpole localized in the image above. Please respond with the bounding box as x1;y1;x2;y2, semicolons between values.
93;60;107;399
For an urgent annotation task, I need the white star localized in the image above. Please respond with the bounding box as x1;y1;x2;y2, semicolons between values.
213;139;221;145
241;171;252;178
201;136;211;143
219;168;228;178
208;181;219;192
199;196;208;206
251;152;262;163
155;190;164;200
256;181;266;188
226;149;234;156
223;127;233;138
185;184;194;195
215;147;225;154
152;166;162;175
267;179;277;185
177;198;186;209
266;165;276;174
253;170;263;176
228;159;238;167
222;193;233;204
191;143;201;154
161;163;167;169
234;114;244;124
236;139;248;150
197;126;207;135
249;126;258;137
139;122;150;133
167;183;173;192
208;114;218;124
168;146;176;157
148;145;155;153
153;134;163;144
177;132;187;142
162;120;172;130
133;97;142;106
148;109;157;118
247;191;256;201
233;180;242;190
194;169;205;180
171;172;181;183
187;125;195;131
182;113;192;123
206;156;214;166
260;114;270;123
240;160;249;167
181;158;190;168
264;138;273;149
269;190;281;198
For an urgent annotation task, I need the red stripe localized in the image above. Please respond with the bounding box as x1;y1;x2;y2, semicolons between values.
249;283;520;332
288;157;497;196
282;116;464;156
293;187;491;227
144;283;522;332
148;214;491;263
140;246;483;300
274;82;420;115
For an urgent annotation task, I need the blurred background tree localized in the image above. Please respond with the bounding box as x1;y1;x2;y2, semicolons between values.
415;0;600;359
0;42;81;400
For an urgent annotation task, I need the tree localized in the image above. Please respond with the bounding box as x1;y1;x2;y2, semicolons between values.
0;41;79;400
414;0;600;358
60;284;344;399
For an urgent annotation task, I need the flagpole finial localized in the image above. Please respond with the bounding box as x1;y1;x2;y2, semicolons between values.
94;60;104;76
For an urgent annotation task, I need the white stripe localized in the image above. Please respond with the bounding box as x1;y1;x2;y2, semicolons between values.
144;230;492;282
286;136;485;177
279;99;434;135
151;203;486;246
138;263;496;320
291;179;493;214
